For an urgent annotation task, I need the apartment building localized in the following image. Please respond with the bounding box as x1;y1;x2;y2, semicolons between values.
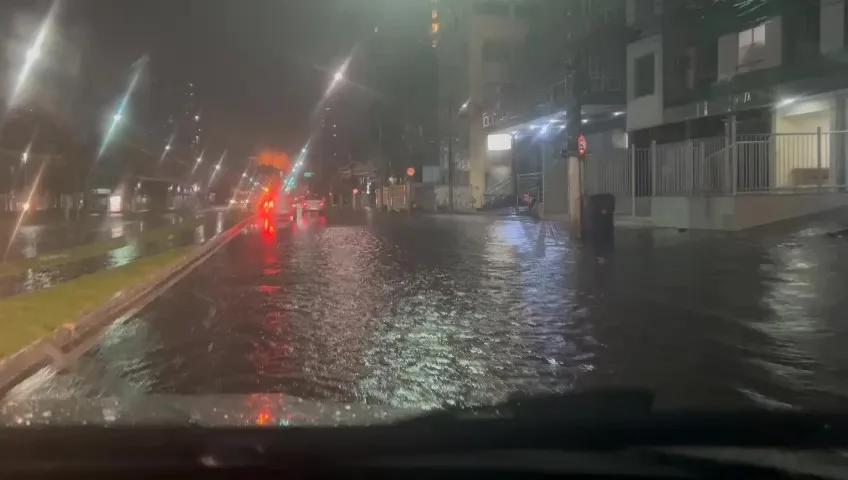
583;0;848;229
435;0;532;208
626;0;848;189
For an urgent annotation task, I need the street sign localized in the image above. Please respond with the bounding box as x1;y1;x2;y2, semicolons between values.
577;134;588;157
304;171;313;178
406;167;416;177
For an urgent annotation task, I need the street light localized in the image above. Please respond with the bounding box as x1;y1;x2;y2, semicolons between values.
21;152;27;164
215;164;221;170
25;46;40;63
196;156;202;163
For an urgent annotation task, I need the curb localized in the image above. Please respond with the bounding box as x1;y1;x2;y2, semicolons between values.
0;215;255;396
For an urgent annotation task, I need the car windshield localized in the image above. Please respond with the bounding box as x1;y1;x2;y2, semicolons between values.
1;0;847;434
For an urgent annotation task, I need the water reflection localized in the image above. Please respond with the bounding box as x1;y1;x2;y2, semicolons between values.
11;213;848;413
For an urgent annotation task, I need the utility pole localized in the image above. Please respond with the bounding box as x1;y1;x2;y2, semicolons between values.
447;96;454;213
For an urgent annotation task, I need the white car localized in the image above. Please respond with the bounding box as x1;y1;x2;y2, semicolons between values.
300;194;326;215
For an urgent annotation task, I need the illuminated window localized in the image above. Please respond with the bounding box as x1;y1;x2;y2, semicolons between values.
432;10;438;19
738;22;766;66
431;22;439;33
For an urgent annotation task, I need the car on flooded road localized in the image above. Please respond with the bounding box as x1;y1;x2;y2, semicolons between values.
300;193;326;216
259;194;293;222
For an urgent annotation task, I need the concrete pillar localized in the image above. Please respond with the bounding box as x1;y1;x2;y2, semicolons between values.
832;92;847;187
568;156;582;231
470;128;485;210
542;148;569;216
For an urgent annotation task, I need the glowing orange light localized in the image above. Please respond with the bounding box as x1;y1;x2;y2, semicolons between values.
258;150;292;174
257;412;271;425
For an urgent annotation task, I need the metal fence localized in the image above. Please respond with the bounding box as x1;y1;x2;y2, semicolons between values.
582;129;848;210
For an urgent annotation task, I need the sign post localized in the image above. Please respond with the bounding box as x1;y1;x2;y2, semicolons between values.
406;168;415;213
577;134;588;158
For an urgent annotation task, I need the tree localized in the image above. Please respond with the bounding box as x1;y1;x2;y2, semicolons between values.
0;107;88;196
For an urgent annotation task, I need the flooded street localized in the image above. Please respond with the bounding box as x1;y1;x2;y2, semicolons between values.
8;210;848;412
0;210;240;299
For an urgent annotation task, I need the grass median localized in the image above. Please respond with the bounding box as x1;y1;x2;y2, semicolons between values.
0;217;204;280
0;245;195;357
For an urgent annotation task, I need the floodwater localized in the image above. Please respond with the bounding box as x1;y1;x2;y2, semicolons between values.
0;211;241;299
8;210;848;414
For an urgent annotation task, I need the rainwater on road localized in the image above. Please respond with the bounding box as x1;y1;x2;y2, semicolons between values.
0;210;240;299
8;210;848;411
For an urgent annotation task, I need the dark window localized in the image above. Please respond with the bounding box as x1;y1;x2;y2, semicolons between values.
634;53;655;97
482;41;511;62
472;1;509;15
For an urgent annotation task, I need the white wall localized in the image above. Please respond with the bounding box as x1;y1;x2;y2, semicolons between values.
821;0;845;54
626;34;663;131
774;96;836;187
649;194;848;230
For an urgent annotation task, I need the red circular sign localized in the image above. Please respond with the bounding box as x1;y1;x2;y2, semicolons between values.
577;134;588;157
406;167;416;177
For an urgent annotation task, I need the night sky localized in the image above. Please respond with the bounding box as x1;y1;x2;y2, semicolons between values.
2;0;425;162
88;0;376;150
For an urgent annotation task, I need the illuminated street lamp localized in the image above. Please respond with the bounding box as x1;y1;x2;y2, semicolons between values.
215;164;221;170
10;5;54;106
25;46;40;63
21;152;27;164
196;156;202;163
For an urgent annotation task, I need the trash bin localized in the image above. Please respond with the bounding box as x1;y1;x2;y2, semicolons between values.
582;193;615;241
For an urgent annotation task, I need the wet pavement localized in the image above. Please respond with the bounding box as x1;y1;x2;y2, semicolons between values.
0;210;243;299
7;209;848;413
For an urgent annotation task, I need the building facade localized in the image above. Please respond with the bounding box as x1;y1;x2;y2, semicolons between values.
437;0;630;208
625;0;848;189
